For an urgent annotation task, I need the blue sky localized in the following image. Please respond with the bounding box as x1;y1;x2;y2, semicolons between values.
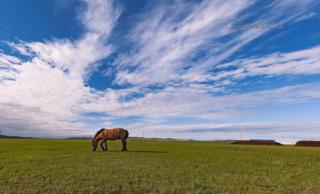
0;0;320;143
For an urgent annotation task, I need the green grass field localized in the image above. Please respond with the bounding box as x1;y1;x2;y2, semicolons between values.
1;139;320;194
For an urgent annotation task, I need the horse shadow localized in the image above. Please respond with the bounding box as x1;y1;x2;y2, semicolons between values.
127;150;167;154
97;150;168;154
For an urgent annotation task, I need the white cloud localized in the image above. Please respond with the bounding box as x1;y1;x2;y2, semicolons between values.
82;0;120;37
0;0;120;137
107;83;320;119
0;53;22;81
293;12;318;23
213;46;320;82
8;0;121;79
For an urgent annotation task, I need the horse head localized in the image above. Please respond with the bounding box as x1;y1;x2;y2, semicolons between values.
91;139;98;151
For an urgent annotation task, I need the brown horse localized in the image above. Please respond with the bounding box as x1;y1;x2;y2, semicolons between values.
91;128;129;151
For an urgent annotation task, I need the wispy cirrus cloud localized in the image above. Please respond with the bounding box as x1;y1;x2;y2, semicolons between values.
114;0;252;85
212;46;320;83
113;0;318;86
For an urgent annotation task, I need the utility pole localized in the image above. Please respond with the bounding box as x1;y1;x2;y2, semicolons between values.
69;129;72;138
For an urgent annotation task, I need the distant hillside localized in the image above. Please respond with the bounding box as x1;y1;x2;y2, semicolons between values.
66;136;91;139
0;135;33;139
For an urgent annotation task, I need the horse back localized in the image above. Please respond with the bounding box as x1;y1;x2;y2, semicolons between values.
101;128;127;140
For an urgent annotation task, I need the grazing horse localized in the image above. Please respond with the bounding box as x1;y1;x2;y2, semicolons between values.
91;128;129;151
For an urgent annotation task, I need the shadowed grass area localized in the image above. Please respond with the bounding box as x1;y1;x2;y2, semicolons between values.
0;139;320;193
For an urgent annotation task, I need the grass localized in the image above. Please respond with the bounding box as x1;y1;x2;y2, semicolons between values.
0;139;320;193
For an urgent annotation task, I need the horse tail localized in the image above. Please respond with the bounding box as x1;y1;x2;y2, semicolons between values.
124;130;129;140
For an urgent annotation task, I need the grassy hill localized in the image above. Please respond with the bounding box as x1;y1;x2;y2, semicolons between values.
0;138;319;193
0;135;33;139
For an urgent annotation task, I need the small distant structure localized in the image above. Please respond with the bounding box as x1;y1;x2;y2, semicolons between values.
232;139;282;146
295;140;320;147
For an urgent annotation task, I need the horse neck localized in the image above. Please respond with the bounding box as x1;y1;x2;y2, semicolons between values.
93;133;102;143
92;137;98;144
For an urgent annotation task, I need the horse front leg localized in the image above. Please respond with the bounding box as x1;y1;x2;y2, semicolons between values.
100;140;107;151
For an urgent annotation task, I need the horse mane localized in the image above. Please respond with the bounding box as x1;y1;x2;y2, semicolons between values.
92;128;105;141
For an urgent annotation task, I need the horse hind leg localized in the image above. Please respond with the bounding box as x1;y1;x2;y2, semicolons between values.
121;139;127;152
121;140;124;151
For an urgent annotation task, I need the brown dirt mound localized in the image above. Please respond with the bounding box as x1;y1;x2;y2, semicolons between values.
295;141;320;147
231;140;282;146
